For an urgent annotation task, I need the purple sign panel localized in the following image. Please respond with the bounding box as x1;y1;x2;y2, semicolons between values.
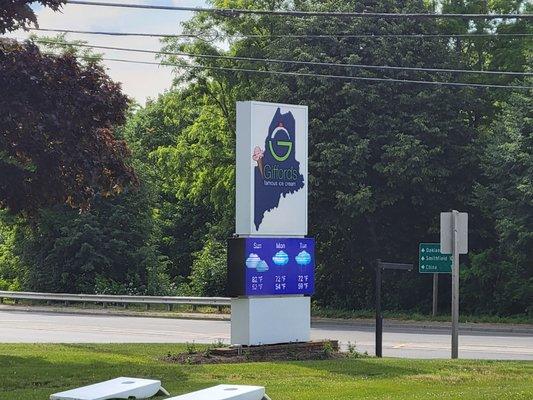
242;237;315;296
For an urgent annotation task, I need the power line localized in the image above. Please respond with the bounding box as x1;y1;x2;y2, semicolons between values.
105;58;533;90
39;50;531;90
31;27;533;40
30;38;533;77
66;1;533;20
32;28;202;39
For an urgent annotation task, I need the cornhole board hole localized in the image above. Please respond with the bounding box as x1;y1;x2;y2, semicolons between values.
50;377;169;400
166;384;267;400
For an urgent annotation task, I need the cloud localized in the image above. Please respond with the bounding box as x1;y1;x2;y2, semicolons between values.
246;253;261;269
6;0;207;104
272;250;289;266
295;251;312;266
246;253;269;272
256;260;269;272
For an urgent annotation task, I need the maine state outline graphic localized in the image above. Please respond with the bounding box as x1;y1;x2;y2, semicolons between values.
253;108;305;230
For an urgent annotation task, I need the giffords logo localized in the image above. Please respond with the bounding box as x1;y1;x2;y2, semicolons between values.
268;123;293;162
252;108;305;230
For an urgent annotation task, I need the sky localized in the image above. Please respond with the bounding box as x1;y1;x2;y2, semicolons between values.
8;0;207;104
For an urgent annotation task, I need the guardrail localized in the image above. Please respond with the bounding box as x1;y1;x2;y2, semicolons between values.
0;290;231;311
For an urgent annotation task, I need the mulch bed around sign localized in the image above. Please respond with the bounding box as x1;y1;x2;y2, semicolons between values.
162;340;343;364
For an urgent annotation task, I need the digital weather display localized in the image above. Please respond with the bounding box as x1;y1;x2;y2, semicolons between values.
227;237;315;297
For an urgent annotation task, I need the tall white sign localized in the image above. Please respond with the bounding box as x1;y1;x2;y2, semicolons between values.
236;101;308;236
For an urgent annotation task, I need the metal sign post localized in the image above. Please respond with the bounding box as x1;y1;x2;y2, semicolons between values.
451;211;460;359
432;273;439;317
375;261;413;358
375;263;383;358
440;210;468;359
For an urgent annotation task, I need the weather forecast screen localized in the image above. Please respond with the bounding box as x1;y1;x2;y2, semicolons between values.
243;237;315;296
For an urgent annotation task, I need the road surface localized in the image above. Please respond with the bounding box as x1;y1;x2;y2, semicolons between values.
1;310;531;360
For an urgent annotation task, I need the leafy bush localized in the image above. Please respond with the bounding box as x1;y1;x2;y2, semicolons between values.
18;186;173;295
186;238;227;297
0;211;25;290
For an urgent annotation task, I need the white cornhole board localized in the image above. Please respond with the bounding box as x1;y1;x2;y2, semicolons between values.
50;377;169;400
166;384;265;400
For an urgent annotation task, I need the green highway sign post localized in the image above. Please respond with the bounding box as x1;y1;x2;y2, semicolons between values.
419;243;452;273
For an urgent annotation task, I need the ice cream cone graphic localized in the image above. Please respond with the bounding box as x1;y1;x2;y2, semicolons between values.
252;146;265;178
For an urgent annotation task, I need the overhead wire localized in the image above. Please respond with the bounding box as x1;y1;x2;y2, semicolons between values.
66;1;533;20
63;0;533;20
33;48;532;91
30;27;533;40
97;58;533;90
29;38;533;77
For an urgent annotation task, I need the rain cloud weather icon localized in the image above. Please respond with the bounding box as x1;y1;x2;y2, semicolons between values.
295;250;312;266
272;250;289;266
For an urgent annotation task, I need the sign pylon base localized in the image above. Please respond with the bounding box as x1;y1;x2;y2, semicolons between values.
231;296;310;346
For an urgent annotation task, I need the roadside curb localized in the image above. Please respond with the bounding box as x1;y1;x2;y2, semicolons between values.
310;317;533;334
1;304;531;334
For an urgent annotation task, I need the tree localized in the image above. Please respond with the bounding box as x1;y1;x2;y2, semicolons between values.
186;237;227;297
119;90;218;280
1;2;145;294
463;82;532;315
0;210;23;290
438;0;531;102
0;39;137;216
18;186;173;295
159;0;503;311
0;0;64;34
29;33;104;64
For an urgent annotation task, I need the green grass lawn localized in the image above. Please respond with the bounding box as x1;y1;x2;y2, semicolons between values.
1;344;532;399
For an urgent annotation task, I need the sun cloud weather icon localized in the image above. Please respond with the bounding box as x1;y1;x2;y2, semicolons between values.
246;253;269;272
295;250;312;266
272;251;289;266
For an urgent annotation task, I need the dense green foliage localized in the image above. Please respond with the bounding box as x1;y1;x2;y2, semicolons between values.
20;190;171;295
1;344;532;399
463;85;532;315
0;0;531;315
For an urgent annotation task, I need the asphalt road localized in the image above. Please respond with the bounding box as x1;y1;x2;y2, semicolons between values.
1;310;532;360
